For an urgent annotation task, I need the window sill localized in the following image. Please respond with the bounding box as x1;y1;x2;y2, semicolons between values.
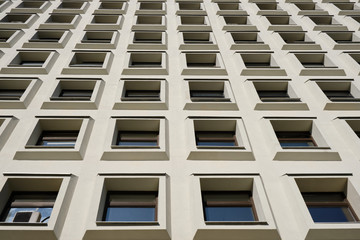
281;146;331;149
197;146;245;149
96;221;159;226
111;145;160;149
0;222;47;226
191;98;231;102
25;145;75;149
205;221;268;225
260;98;301;102
273;149;341;161
121;97;161;101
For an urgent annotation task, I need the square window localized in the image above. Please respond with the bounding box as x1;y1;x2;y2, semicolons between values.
54;1;89;14
182;53;227;75
202;191;256;222
1;51;58;74
0;78;41;109
42;78;103;109
84;176;169;240
194;176;279;239
114;79;167;110
122;52;168;75
302;192;358;223
185;80;237;110
102;118;168;160
221;15;257;31
23;30;72;49
133;15;166;31
239;53;286;76
306;15;347;31
85;15;123;31
0;14;38;29
269;119;340;161
95;2;127;15
1;192;57;223
177;15;211;31
187;118;254;160
136;2;165;14
15;118;92;160
0;30;24;48
0;176;72;239
128;31;166;50
39;14;81;29
62;51;113;74
264;15;302;31
103;191;157;222
293;53;345;76
292;177;360;236
11;1;50;14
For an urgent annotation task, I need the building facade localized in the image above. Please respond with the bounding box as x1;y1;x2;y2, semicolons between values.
0;0;359;239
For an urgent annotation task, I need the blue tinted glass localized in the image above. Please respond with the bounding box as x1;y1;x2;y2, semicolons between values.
118;141;158;146
105;207;155;222
308;207;350;222
280;141;312;147
197;141;236;147
42;141;75;147
5;207;53;223
205;206;254;221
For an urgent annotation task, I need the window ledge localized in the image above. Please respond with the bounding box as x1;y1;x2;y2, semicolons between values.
205;221;268;225
260;98;301;102
25;145;74;149
197;146;245;149
273;149;341;161
0;222;48;226
281;146;331;149
111;145;160;149
96;221;159;226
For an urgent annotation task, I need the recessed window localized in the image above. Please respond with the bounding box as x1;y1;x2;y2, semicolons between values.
178;2;202;10
0;14;32;23
0;192;57;223
315;81;360;103
180;16;207;25
294;3;317;10
56;90;93;101
230;32;263;44
68;52;108;68
81;31;113;43
196;131;237;147
129;52;162;67
217;3;241;11
139;2;163;10
333;2;356;10
28;30;63;43
57;2;85;10
103;191;158;222
302;192;359;223
202;191;256;222
256;3;279;10
294;53;337;68
278;32;314;44
136;15;163;25
223;16;248;25
241;53;278;68
183;32;212;44
275;131;316;148
326;31;360;44
133;32;162;44
185;53;220;67
36;131;78;147
44;14;78;24
124;90;160;100
189;82;230;102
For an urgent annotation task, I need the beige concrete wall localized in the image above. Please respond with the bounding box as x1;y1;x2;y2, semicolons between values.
0;0;359;239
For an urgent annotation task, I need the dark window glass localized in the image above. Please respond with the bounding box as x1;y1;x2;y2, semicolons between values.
70;62;103;67
0;192;57;223
0;89;24;100
276;131;316;147
195;131;237;147
202;191;256;222
245;62;271;68
302;192;358;223
190;90;230;102
37;131;78;147
103;192;157;222
57;89;93;100
302;62;326;68
124;90;160;101
19;61;44;67
117;131;158;147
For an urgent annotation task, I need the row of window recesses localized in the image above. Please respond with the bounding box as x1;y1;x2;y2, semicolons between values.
0;12;358;33
0;175;358;240
3;29;360;51
0;50;358;77
1;0;359;16
2;77;360;111
0;116;358;161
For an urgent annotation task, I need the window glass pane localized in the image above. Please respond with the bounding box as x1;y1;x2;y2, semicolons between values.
258;91;289;98
60;90;93;98
5;207;53;223
308;206;355;223
0;89;24;99
105;207;155;221
125;90;160;98
205;206;254;221
37;131;78;147
279;140;315;147
117;131;158;147
196;131;236;147
190;90;224;98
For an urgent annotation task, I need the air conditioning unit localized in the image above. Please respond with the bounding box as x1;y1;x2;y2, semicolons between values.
13;211;41;223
